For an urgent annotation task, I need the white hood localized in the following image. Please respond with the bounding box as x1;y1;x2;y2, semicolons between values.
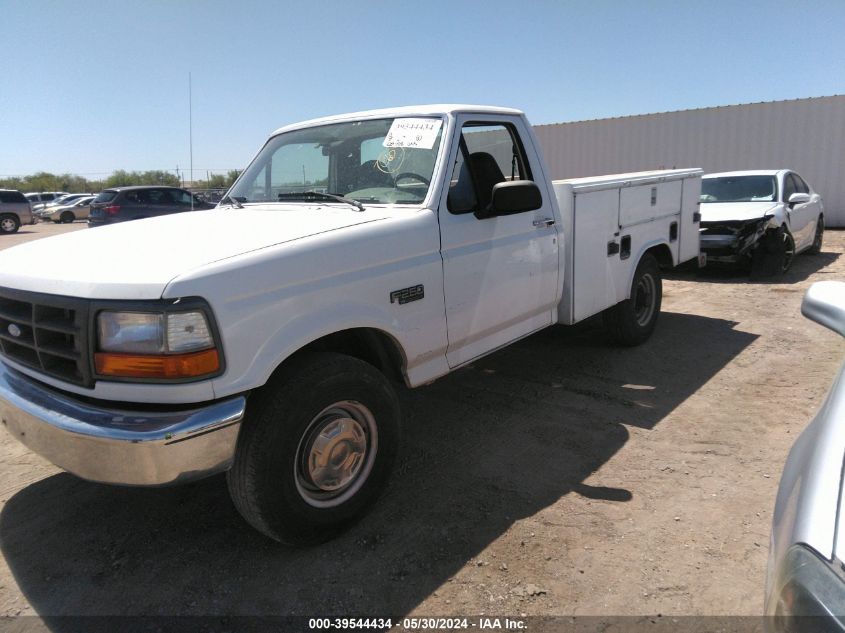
0;206;388;299
700;201;780;223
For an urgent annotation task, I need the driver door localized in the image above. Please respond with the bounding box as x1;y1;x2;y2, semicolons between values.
437;116;559;368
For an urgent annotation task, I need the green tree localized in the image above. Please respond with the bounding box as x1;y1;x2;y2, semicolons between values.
104;170;180;188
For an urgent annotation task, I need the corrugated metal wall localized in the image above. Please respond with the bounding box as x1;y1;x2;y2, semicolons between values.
533;95;845;226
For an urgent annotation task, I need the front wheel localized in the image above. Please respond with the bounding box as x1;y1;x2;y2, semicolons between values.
227;352;400;544
0;215;20;234
60;211;75;224
603;253;662;346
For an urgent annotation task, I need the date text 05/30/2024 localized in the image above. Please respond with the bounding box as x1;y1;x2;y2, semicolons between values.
308;618;527;630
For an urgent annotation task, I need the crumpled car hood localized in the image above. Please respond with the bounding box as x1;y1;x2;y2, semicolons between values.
700;202;780;223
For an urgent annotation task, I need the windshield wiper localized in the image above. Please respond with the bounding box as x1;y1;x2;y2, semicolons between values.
220;193;244;209
277;191;365;212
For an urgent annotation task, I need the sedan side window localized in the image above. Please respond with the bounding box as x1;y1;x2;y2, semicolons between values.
782;175;797;202
793;174;810;194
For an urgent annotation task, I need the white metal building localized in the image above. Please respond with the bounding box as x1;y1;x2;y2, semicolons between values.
533;95;845;226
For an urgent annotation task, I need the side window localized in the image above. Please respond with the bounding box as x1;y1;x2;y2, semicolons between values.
782;174;797;202
447;145;478;214
793;174;810;194
447;122;534;215
173;190;194;205
0;191;26;203
146;190;164;204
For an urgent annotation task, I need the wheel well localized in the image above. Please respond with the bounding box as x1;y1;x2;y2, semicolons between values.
645;243;674;269
281;328;406;384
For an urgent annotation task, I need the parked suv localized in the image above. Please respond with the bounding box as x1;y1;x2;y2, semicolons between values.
24;192;68;206
0;190;33;234
88;186;214;227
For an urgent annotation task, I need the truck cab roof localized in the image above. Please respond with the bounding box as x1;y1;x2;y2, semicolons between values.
270;104;525;136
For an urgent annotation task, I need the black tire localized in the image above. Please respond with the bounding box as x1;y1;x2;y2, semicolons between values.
0;215;20;234
751;226;795;277
808;216;824;255
227;352;400;544
60;211;75;224
603;253;662;346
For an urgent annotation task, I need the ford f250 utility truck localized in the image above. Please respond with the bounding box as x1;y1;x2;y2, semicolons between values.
0;105;702;544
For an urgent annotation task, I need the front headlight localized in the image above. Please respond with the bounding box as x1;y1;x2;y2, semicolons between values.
95;308;219;380
767;544;845;630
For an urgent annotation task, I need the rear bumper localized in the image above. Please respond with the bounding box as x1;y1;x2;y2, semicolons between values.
0;363;245;486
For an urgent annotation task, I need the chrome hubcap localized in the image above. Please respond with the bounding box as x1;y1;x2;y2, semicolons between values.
634;273;656;327
0;219;14;231
295;401;377;508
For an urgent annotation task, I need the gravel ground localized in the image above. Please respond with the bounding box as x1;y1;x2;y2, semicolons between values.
0;222;842;620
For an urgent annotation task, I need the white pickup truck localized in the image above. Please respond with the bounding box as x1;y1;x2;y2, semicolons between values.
0;105;702;544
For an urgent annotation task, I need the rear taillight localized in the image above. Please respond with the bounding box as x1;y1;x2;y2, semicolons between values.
104;205;120;216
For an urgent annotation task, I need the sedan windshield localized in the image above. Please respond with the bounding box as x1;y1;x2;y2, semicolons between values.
228;117;444;206
700;176;777;203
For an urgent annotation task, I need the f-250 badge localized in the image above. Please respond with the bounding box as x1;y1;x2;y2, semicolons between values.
390;284;424;305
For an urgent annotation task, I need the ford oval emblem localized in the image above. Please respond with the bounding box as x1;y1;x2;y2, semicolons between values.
7;324;21;338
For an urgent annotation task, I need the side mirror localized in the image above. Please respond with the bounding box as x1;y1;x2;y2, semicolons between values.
788;192;810;205
475;181;542;219
802;281;845;338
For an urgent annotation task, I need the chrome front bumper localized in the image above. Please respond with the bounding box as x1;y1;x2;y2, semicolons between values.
0;363;246;486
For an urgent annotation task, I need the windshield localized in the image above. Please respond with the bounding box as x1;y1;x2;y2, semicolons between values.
229;117;444;206
700;176;777;203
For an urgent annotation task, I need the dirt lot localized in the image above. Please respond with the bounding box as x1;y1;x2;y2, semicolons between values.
0;222;843;620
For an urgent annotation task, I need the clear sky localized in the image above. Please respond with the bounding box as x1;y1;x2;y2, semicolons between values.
3;0;844;179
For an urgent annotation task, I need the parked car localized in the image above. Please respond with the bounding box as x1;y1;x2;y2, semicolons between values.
0;189;33;234
31;193;91;213
37;195;95;223
88;186;214;226
0;104;702;545
24;192;68;206
699;170;824;274
766;281;845;628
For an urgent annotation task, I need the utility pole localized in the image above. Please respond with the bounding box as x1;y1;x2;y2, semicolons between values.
189;72;194;209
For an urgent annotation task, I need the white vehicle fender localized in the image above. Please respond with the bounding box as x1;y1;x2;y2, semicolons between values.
210;300;413;399
624;238;674;299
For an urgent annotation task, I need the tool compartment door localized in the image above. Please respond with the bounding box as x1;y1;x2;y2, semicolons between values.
571;189;621;323
678;176;702;263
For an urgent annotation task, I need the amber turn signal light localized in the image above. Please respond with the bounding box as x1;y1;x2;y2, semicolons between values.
94;349;220;379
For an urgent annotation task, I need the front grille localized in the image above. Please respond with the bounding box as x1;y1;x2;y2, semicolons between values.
0;288;92;387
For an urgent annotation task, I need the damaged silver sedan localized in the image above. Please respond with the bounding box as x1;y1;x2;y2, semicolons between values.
699;170;824;275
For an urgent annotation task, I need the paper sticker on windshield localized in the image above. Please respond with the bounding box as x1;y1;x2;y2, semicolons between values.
383;118;442;149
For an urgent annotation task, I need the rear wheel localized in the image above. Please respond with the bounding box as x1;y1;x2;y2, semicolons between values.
603;253;662;346
60;211;75;224
0;215;20;234
808;216;824;255
227;352;400;544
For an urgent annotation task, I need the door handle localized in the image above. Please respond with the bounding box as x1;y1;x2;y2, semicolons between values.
533;217;555;228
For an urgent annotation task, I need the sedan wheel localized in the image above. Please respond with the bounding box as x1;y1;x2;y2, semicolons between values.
781;231;796;273
808;217;824;255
